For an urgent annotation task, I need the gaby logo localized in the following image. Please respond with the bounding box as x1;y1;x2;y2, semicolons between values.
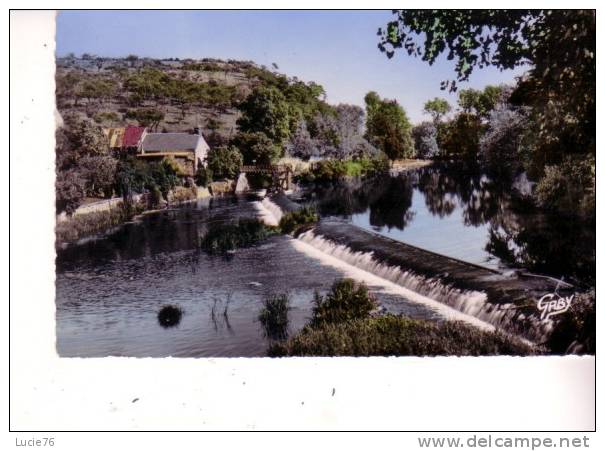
537;293;574;321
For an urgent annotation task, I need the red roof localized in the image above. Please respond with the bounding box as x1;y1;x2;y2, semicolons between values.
122;126;146;148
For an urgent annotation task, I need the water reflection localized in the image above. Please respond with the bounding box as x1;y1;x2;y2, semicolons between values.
308;164;594;284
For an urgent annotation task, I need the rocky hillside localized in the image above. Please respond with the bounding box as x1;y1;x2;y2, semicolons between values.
55;56;294;146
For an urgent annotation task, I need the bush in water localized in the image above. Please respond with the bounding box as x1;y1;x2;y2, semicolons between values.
278;206;319;235
258;294;290;340
309;278;376;328
157;305;183;328
269;315;535;357
200;219;276;254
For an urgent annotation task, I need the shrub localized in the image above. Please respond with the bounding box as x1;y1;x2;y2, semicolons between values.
309;278;376;328
278;206;319;234
200;219;275;254
269;315;535;357
195;166;213;187
299;156;389;184
258;294;290;340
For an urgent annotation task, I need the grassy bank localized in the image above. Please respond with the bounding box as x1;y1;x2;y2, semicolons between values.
56;187;199;244
269;315;534;357
297;157;390;184
56;203;146;243
267;278;533;357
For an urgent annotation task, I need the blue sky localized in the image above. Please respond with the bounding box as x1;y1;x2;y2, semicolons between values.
56;10;527;123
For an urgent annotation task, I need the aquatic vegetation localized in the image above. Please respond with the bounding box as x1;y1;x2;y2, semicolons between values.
200;218;276;254
309;278;376;328
157;304;183;328
278;206;319;235
258;294;290;340
269;315;535;357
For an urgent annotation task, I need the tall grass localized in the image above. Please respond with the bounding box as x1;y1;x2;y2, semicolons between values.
268;315;535;357
278;206;319;235
56;203;145;243
258;294;290;340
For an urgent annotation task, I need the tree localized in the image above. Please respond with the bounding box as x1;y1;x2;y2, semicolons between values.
56;168;86;214
230;132;281;165
412;122;440;159
479;104;531;172
206;146;243;180
79;155;118;198
439;113;483;160
377;10;595;163
458;85;503;119
423;98;451;123
237;86;292;146
364;91;414;162
125;108;165;131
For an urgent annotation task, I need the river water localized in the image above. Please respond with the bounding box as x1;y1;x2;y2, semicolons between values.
56;166;594;357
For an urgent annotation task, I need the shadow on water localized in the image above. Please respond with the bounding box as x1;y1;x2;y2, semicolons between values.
304;163;595;285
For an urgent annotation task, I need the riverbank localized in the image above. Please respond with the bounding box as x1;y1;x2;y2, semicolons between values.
55;185;210;245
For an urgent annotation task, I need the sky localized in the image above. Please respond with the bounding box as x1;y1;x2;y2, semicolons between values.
56;10;528;123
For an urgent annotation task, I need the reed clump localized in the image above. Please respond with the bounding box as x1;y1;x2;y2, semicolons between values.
258;294;290;340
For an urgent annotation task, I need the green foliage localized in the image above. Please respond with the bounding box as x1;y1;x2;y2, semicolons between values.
269;315;535;357
93;111;120;125
114;156;181;204
458;86;503;118
309;279;376;328
230;131;281;165
378;10;595;216
547;290;595;354
55;169;86;214
423;97;451;122
299;156;390;183
195;165;213;187
78;155;118;198
278;206;319;235
236;86;292;146
200;219;276;254
438;113;483;160
206;146;243;180
535;155;595;219
55;202;145;243
124;108;165;130
258;294;290;340
364;91;414;161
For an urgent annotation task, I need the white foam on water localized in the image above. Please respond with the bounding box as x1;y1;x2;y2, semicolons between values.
253;197;283;226
290;236;497;332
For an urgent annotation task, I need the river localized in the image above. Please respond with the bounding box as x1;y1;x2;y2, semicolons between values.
55;165;594;357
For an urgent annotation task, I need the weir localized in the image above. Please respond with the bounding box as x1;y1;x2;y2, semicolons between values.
259;195;573;343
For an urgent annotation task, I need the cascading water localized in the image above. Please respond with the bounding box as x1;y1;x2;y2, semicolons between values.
255;195;552;343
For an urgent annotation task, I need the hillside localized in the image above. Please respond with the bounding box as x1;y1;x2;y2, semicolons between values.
55;56;302;146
